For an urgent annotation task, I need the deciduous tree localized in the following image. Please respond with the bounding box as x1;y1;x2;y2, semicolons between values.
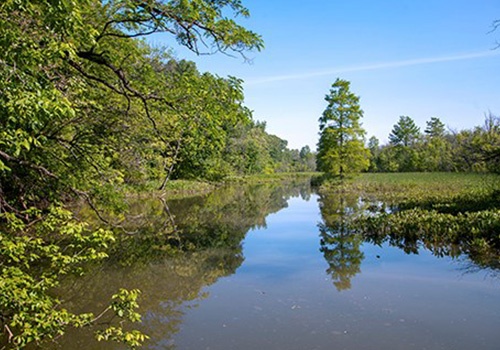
0;0;263;347
316;79;369;178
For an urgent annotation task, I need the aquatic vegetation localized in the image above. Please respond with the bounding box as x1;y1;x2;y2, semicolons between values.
326;173;500;271
355;209;500;255
333;172;500;204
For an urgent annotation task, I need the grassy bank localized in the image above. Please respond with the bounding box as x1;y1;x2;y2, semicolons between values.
318;172;500;269
224;172;320;184
321;172;500;206
124;172;319;201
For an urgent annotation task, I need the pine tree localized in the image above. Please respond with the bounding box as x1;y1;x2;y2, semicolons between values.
425;117;446;138
389;116;421;146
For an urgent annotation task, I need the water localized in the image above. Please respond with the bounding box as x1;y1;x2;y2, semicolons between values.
56;180;500;349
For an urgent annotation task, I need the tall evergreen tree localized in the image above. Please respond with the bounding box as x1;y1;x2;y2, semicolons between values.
422;117;452;171
425;117;446;138
316;79;369;178
389;116;421;147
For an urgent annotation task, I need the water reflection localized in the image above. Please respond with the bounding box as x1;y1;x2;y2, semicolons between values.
317;188;500;291
318;190;365;291
54;178;312;349
361;219;500;274
52;179;500;349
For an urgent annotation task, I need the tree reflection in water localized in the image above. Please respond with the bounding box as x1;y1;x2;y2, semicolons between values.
318;190;365;291
318;183;500;292
55;178;312;349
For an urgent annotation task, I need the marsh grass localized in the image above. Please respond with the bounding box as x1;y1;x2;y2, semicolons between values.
329;173;500;209
319;172;500;270
225;172;320;184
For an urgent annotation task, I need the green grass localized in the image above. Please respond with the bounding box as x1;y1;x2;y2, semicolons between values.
321;172;500;207
224;172;320;184
123;179;216;200
358;172;499;188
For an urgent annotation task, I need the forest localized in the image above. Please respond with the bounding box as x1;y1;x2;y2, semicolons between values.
0;0;316;347
367;114;500;174
316;79;500;178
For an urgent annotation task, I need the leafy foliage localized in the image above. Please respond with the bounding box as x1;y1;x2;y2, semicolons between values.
388;116;421;147
316;79;369;178
0;207;146;348
368;114;500;173
0;0;284;347
0;0;264;213
424;116;446;137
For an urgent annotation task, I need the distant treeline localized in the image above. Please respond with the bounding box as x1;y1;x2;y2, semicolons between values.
367;114;500;173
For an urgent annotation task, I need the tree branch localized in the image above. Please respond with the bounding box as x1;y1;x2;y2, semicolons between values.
0;150;57;179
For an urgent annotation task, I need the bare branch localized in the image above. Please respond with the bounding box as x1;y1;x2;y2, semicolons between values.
68;59;126;96
70;188;110;225
0;150;57;179
4;324;14;343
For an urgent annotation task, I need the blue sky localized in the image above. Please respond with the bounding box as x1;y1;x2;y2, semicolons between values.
151;0;500;150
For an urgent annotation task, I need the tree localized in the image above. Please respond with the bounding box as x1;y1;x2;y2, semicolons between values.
0;0;263;347
316;79;369;178
425;117;446;138
223;120;274;175
367;136;380;172
458;114;500;173
376;145;401;172
0;0;264;215
298;146;317;172
389;116;421;147
421;117;452;171
482;114;500;173
387;116;422;171
300;145;311;159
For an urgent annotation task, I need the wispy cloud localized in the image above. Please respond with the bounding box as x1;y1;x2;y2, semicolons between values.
245;51;500;85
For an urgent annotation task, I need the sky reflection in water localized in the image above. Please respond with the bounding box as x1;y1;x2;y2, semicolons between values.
172;192;500;350
54;182;499;350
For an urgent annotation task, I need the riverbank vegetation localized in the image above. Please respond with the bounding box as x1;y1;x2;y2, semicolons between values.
0;0;313;347
314;75;500;278
316;81;500;180
0;0;321;347
317;173;500;284
367;114;500;174
1;0;498;348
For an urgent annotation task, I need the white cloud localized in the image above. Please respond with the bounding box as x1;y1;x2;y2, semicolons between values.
245;51;500;85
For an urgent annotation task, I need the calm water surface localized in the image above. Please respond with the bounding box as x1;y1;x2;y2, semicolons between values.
58;180;500;349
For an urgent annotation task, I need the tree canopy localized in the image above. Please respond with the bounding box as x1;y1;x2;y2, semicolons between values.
0;0;307;347
388;116;421;147
316;78;369;178
425;117;446;138
0;0;265;215
368;114;500;173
